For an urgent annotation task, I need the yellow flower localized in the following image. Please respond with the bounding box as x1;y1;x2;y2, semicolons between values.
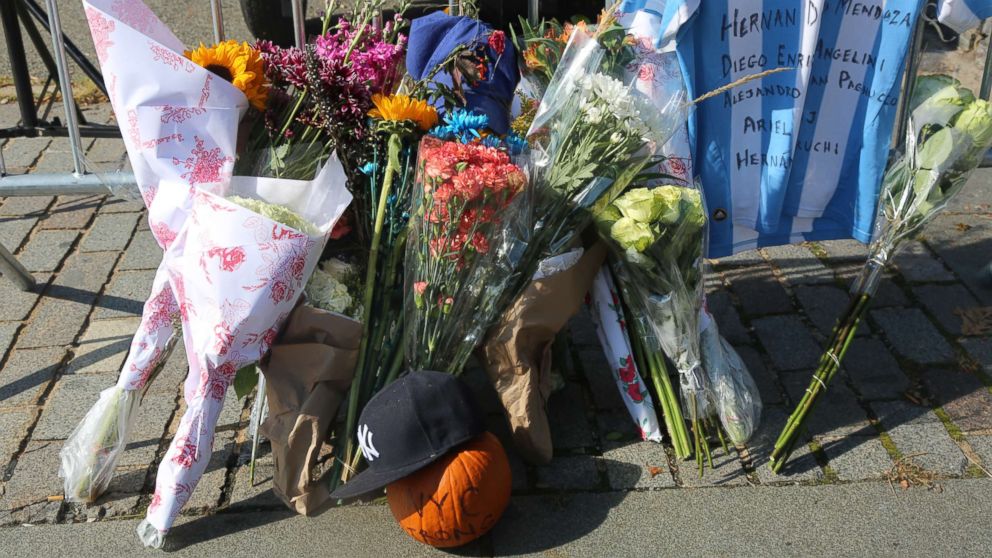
369;94;439;131
185;40;268;110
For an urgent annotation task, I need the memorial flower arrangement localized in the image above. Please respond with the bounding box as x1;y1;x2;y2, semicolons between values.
405;121;528;373
769;75;992;472
598;185;761;467
494;21;685;321
334;8;525;485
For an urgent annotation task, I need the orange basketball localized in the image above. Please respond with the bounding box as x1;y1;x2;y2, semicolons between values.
386;432;512;548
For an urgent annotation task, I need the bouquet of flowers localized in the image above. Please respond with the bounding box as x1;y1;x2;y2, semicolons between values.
405;128;528;372
334;8;524;484
598;185;761;467
494;19;686;327
65;0;355;547
770;76;992;472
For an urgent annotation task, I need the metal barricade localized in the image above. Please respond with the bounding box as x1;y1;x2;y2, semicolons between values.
0;2;989;291
0;0;307;289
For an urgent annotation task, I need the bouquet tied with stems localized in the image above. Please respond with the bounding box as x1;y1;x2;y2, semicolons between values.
334;6;524;486
405;122;529;373
598;184;761;470
770;75;992;472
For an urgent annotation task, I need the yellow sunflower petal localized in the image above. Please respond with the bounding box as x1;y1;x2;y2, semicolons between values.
185;40;268;110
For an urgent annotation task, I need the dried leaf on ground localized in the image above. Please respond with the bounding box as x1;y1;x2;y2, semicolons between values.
955;306;992;337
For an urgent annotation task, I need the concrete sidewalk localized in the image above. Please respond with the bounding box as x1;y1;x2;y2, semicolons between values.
3;480;991;557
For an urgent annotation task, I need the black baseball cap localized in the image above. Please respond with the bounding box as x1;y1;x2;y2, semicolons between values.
330;370;485;500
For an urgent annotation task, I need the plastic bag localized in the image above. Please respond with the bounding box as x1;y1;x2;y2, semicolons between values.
700;314;762;446
137;519;166;549
59;386;140;502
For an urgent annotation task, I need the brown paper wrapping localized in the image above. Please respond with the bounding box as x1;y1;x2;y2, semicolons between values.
259;305;362;515
481;242;607;464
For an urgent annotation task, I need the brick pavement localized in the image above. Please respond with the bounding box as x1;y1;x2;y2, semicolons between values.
1;101;992;529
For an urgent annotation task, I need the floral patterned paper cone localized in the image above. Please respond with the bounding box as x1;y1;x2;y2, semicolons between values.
587;268;663;442
145;159;351;536
63;0;248;505
84;0;247;393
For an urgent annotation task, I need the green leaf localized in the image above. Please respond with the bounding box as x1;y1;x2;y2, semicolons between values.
233;365;259;400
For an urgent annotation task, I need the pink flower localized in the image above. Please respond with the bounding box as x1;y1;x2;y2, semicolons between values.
627;382;644;403
414;281;428;296
148;490;162;513
270;280;289;303
219;247;246;272
215;361;237;380
171;437;197;469
638;64;655;83
293;255;308;280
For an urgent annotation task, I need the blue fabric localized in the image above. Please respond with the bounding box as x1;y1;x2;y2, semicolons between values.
662;0;925;257
406;11;519;135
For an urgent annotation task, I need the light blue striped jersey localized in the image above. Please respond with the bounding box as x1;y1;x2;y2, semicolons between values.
623;0;924;257
938;0;992;32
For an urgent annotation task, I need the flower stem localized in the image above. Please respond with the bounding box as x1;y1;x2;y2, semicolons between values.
769;292;872;473
341;133;402;477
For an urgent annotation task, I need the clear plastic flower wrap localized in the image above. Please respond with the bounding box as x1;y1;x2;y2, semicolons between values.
59;386;141;503
700;313;761;447
497;26;688;315
405;136;530;373
770;75;992;472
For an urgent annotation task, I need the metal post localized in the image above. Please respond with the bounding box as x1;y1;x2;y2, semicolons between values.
1;0;39;129
290;0;305;48
210;0;225;43
893;13;925;148
980;38;992;101
528;0;539;25
448;0;456;14
0;242;36;291
45;0;85;176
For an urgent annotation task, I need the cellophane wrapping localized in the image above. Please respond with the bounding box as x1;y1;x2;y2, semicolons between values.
499;28;687;312
405;136;529;373
59;387;140;502
699;315;761;446
602;184;711;421
855;75;992;296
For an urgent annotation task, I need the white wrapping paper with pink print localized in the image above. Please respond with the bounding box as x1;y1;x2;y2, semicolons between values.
83;0;247;395
586;268;663;443
145;158;352;535
83;0;247;250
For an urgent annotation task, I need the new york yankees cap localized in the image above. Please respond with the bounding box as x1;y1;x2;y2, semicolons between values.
330;370;485;500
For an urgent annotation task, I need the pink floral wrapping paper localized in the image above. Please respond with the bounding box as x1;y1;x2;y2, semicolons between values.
80;0;353;535
84;0;248;397
586;268;663;443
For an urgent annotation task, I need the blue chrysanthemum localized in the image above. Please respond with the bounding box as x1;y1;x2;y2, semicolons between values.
505;133;528;156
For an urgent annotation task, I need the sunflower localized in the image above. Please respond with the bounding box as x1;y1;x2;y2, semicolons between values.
369;94;439;132
185;40;268;110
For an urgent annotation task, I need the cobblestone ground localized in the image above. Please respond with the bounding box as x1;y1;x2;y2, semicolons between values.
1;100;991;530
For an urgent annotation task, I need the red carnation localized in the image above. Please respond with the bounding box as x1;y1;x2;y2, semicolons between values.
489;30;507;56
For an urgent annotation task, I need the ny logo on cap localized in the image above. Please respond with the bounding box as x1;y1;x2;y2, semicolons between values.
357;424;380;462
